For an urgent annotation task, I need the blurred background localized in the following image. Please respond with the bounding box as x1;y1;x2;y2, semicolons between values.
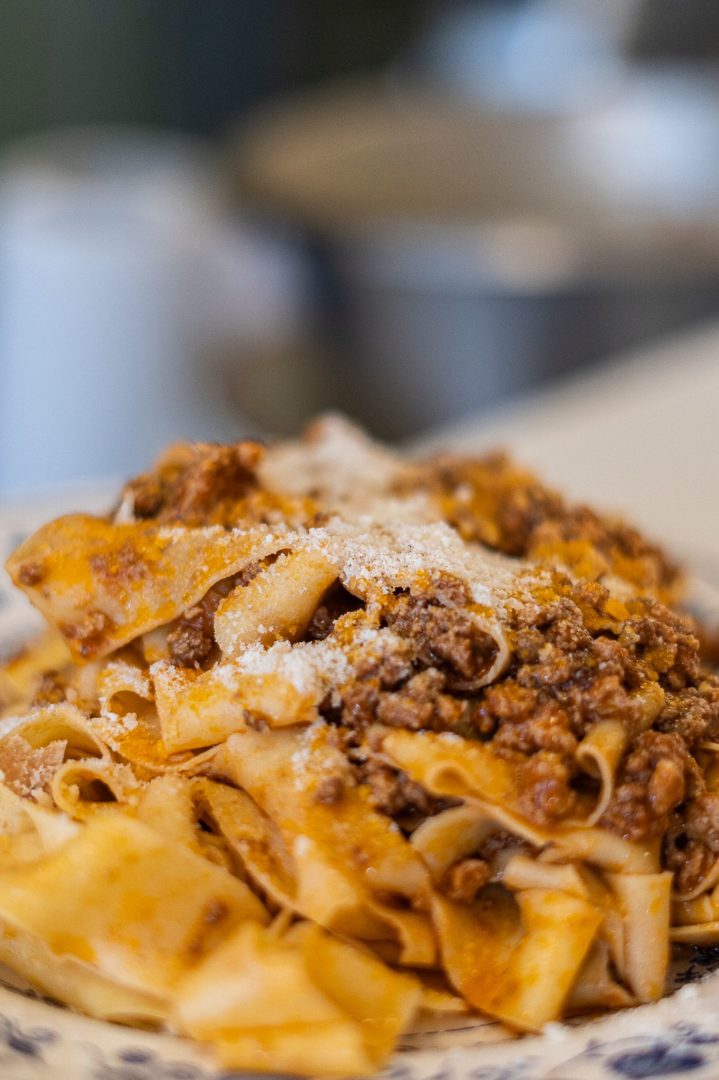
2;0;719;494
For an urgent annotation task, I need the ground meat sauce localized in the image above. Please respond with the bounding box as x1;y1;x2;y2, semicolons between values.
601;731;702;841
416;451;682;603
441;857;492;903
359;760;439;824
441;831;529;902
315;565;719;893
305;584;364;642
31;670;69;707
118;440;315;530
167;560;270;668
382;581;499;687
110;432;718;897
123;442;263;525
313;774;348;805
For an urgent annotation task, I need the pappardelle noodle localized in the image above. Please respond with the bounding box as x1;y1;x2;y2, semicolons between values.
0;417;717;1077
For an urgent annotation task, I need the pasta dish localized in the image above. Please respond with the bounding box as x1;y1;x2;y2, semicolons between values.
0;417;717;1076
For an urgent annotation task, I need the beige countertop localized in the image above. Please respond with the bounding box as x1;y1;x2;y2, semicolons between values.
422;319;719;574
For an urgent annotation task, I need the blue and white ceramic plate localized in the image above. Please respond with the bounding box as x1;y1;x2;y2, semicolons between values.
3;499;719;1080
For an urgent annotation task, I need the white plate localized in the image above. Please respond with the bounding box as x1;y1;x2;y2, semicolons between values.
4;509;719;1079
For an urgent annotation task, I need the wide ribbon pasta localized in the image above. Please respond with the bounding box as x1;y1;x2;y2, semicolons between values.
1;422;717;1077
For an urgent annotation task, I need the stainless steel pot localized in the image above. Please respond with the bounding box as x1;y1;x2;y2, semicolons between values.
235;69;719;438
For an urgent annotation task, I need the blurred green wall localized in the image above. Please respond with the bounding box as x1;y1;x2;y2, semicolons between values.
0;0;430;146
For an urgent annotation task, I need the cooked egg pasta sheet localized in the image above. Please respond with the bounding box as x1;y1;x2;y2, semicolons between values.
0;703;111;762
566;938;635;1012
0;812;267;997
671;865;719;944
501;852;589;896
382;728;650;838
411;804;509;883
208;521;512;695
575;719;631;826
96;658;154;718
0;704;116;810
487;809;656;882
190;776;298;901
0;768;424;1074
175;921;421;1078
8;510;512;677
605;871;672;1002
0;628;71;709
90;706;178;776
131;775;236;873
92;662;220;777
392;729;662;873
134;773;200;844
0;794;253;1028
672;893;716;927
152;607;394;755
213;549;339;656
382;729;518;808
316;520;512;688
212;728;437;965
389;731;670;1000
152;654;323;753
50;758;141;820
570;678;665;820
0;924;171;1025
672;921;719;945
0;779;78;869
410;803;628;1025
6;516;293;659
432;887;602;1032
212;726;642;1030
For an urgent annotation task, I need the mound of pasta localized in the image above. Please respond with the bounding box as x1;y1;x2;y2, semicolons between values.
0;417;717;1077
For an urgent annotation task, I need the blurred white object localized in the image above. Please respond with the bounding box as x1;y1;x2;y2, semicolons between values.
0;129;217;494
413;0;636;111
0;127;312;497
238;65;719;437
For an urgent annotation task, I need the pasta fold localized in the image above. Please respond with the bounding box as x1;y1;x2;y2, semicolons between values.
7;516;290;659
0;813;267;997
214;729;436;964
175;921;420;1077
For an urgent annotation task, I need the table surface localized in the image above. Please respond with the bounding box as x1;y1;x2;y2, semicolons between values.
422;317;719;578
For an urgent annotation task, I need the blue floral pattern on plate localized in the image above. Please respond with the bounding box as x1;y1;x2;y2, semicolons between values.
4;1005;719;1080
